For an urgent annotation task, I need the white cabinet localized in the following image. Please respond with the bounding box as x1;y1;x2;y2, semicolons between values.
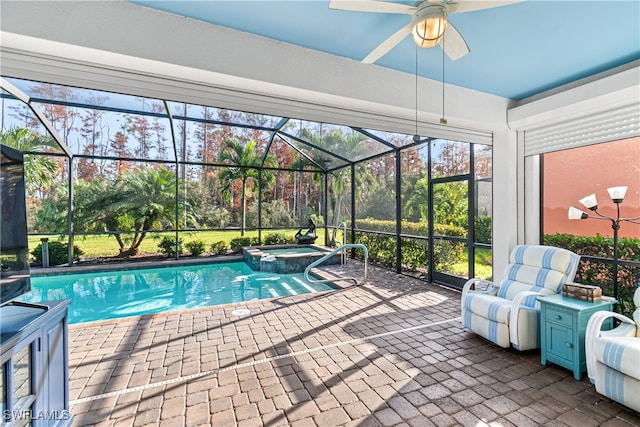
1;300;72;426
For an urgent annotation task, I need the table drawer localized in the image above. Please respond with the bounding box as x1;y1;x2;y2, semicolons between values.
545;307;573;327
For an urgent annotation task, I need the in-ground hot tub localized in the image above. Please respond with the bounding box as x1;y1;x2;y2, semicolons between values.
242;244;342;274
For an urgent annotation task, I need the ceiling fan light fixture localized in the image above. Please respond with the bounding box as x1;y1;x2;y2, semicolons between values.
412;4;448;48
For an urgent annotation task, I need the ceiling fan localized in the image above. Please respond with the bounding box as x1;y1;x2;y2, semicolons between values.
329;0;523;64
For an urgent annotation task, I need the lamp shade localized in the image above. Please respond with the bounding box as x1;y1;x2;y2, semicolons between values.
579;194;598;210
412;5;447;48
607;186;627;203
568;206;588;220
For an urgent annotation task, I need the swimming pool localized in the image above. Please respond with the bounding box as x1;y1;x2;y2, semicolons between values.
21;262;335;324
243;244;342;273
260;247;319;255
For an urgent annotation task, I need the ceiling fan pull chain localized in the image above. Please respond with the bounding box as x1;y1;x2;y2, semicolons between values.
413;45;420;142
440;35;448;125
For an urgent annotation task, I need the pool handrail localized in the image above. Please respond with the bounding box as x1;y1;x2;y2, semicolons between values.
304;243;368;286
331;222;348;264
338;222;347;265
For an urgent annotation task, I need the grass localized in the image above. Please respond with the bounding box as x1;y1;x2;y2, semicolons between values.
28;229;328;258
28;230;492;280
449;247;493;280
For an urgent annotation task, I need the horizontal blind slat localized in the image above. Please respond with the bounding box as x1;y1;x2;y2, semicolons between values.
524;103;640;156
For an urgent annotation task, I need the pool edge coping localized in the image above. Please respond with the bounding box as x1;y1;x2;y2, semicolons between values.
30;254;245;276
65;265;358;330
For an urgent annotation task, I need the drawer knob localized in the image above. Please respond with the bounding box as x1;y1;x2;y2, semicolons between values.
566;342;573;348
555;315;562;320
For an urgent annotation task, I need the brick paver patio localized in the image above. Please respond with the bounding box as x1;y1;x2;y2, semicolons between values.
66;262;640;426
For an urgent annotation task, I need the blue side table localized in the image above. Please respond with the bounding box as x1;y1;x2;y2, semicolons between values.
538;294;614;380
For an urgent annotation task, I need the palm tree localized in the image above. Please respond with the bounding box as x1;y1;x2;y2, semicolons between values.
218;138;275;236
118;167;189;255
405;177;429;222
0;127;61;196
294;128;371;226
404;177;468;228
80;167;197;256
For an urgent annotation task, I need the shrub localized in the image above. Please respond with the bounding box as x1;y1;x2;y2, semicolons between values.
185;240;205;257
210;241;228;255
158;236;183;258
354;218;466;239
264;232;295;245
351;218;466;270
354;231;463;273
31;241;84;266
354;233;396;269
201;206;232;229
544;233;640;317
229;237;259;253
475;215;492;244
246;200;294;228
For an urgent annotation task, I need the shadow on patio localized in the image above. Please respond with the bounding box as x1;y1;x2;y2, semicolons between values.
66;262;640;426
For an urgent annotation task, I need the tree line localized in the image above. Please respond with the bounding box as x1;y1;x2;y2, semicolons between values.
2;81;487;257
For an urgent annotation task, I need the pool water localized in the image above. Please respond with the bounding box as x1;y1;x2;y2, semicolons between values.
261;247;320;255
21;262;335;324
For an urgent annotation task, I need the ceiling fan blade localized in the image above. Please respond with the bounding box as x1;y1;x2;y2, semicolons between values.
441;23;470;61
448;0;524;14
329;0;415;15
362;22;413;64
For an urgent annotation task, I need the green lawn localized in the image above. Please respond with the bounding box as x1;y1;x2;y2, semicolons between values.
28;230;492;281
449;247;493;280
28;229;329;258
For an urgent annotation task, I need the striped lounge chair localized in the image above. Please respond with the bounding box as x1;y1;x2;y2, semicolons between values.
461;245;580;351
585;287;640;412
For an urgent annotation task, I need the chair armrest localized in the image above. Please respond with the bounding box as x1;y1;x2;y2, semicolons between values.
509;290;546;349
461;278;499;312
461;278;498;296
585;310;635;383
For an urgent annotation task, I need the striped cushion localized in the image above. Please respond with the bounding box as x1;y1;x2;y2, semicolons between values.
592;336;640;381
593;362;640;412
586;287;640;412
496;245;577;303
463;293;512;323
461;245;580;351
509;244;578;275
461;307;511;348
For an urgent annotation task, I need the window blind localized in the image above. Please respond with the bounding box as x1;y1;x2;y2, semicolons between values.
524;102;640;156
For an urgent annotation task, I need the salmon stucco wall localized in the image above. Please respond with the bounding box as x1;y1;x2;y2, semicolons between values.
544;137;640;239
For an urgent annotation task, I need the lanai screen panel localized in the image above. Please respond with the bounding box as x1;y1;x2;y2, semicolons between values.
174;119;231;164
182;164;231;230
326;167;352;228
167;101;284;130
259;170;320;229
356;154;397;224
269;134;325;172
282;120;350;170
400;143;429;232
431;139;470;178
5;78;165;115
3;79;177;161
362;129;414;148
24;156;69;236
173;119;274;165
315;123;392;164
474;144;493;240
0;96;66;156
27;103;176;162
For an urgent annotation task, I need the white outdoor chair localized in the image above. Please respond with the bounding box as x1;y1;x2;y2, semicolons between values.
461;245;580;350
585;287;640;412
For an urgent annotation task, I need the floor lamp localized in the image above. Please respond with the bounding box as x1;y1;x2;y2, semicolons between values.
568;186;640;301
